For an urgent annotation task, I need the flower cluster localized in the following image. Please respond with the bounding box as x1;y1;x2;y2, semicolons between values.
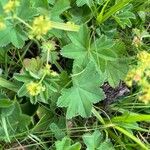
26;82;45;96
125;51;150;104
41;41;56;52
138;79;150;104
3;0;20;13
43;64;58;76
30;15;52;39
137;51;150;68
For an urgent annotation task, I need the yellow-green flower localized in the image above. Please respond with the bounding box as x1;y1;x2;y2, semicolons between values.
43;64;52;75
42;41;56;52
139;93;150;104
26;82;45;96
51;71;58;77
125;68;136;86
3;0;20;13
0;21;6;30
30;15;52;39
43;64;58;76
125;51;150;86
137;51;150;68
133;68;144;82
144;69;150;77
138;79;150;104
125;50;150;104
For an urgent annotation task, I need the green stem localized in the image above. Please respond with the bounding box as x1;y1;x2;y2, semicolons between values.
17;49;23;66
39;73;46;84
97;0;111;23
47;49;50;65
51;21;79;31
54;61;63;72
14;15;33;29
4;50;8;78
92;107;105;125
1;116;11;142
17;41;33;64
114;126;149;150
97;0;133;23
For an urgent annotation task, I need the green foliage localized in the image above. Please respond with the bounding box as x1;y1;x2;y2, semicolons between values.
0;100;31;142
97;0;134;23
62;25;128;86
75;0;92;7
113;4;136;28
50;123;66;140
17;0;37;21
0;24;27;48
0;48;9;63
57;62;105;118
0;77;19;92
0;0;149;149
55;137;81;150
51;0;70;21
14;60;59;104
82;130;115;150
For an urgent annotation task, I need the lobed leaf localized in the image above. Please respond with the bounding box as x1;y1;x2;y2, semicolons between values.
57;62;105;119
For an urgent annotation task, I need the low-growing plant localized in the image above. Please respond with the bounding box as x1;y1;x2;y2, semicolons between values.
0;0;150;149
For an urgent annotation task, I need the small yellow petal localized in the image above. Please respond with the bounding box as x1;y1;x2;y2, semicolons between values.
3;0;20;13
26;82;45;96
30;15;52;39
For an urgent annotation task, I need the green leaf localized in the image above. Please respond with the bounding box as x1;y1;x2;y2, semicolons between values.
0;77;19;92
17;83;28;97
51;0;70;21
14;72;35;83
0;48;9;63
48;0;55;5
0;99;15;117
0;99;14;108
0;24;27;48
57;62;105;119
69;6;92;24
21;57;43;74
97;140;115;150
97;0;133;23
113;4;136;29
61;25;128;86
111;114;150;123
17;0;37;21
0;2;3;14
0;101;31;142
55;137;81;150
82;130;103;150
7;101;31;130
76;0;92;7
61;26;115;61
104;60;128;86
32;0;49;9
50;123;66;140
0;29;10;47
82;130;115;150
14;69;59;104
32;113;51;132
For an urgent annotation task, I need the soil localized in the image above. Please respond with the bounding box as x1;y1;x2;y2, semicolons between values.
101;81;130;109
